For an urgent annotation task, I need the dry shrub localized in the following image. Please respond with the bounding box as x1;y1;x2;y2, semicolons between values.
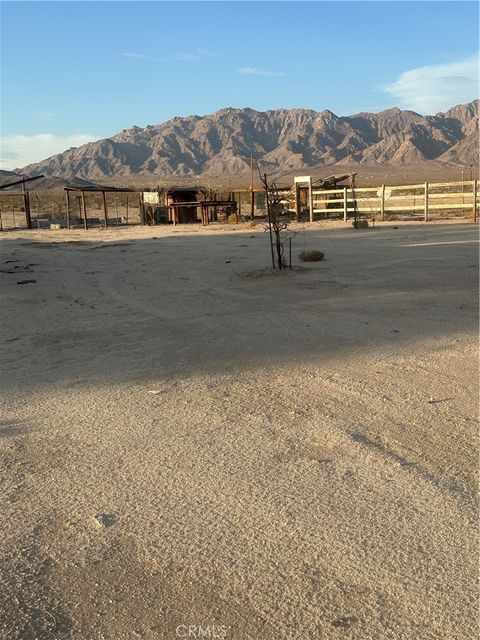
299;250;324;262
352;220;369;228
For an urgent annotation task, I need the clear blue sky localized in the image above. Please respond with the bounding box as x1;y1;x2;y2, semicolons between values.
1;1;478;168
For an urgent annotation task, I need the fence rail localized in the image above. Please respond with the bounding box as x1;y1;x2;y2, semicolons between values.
310;180;478;222
0;179;478;230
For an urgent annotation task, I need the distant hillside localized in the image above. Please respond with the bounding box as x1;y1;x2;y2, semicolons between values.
18;100;479;181
0;170;99;191
0;169;26;184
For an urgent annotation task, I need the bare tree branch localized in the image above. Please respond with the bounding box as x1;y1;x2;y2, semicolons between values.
258;166;296;270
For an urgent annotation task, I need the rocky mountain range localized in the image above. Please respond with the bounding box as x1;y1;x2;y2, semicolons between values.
18;100;479;181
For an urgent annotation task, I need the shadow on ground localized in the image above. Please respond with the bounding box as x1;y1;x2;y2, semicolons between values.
1;224;478;393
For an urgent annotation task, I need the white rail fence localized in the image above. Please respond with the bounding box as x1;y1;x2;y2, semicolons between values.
310;180;479;222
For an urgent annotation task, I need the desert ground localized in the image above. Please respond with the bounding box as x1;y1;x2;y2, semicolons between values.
0;220;478;639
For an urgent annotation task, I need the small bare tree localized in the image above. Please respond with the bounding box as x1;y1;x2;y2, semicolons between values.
259;171;295;270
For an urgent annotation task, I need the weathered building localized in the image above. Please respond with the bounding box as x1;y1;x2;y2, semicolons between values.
141;186;237;225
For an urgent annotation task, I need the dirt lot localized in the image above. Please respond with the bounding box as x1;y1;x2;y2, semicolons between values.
0;221;478;639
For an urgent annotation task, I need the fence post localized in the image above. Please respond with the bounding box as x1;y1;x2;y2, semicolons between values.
380;184;385;221
309;178;314;223
295;185;300;222
343;187;348;222
424;182;429;222
81;191;88;230
102;191;108;228
138;192;145;225
22;180;32;229
65;191;70;229
473;180;477;223
114;192;119;225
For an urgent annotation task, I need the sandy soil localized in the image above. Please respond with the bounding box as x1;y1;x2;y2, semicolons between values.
0;221;478;639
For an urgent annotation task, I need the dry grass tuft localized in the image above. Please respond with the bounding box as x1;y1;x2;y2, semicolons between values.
352;220;369;228
298;250;324;262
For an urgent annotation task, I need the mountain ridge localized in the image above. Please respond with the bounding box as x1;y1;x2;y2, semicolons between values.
17;101;479;180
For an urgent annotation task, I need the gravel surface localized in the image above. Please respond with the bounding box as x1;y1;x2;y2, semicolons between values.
0;221;478;639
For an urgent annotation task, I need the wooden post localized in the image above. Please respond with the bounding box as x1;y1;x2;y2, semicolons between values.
113;192;119;225
26;191;32;228
76;194;81;224
250;154;254;220
81;191;88;230
473;180;477;223
309;178;313;223
126;194;129;224
424;182;429;222
139;192;145;225
380;184;385;221
22;179;32;229
295;185;300;222
22;180;27;225
102;191;108;228
343;187;348;222
65;191;70;229
350;175;358;226
12;203;16;229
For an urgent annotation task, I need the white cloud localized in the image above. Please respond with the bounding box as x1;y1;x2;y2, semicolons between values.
176;52;200;62
122;50;216;64
383;54;479;114
196;48;217;57
34;111;55;118
239;67;285;77
121;52;168;63
176;49;217;62
0;133;98;169
121;52;150;59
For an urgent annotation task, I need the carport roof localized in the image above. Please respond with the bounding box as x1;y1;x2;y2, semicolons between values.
64;185;137;193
